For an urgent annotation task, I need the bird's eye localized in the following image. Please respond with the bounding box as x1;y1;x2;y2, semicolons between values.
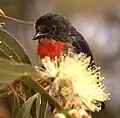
51;25;56;32
36;26;41;32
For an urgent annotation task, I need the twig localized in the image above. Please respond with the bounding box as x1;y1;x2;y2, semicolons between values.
0;15;34;26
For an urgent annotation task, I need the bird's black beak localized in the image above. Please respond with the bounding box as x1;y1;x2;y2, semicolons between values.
33;32;48;40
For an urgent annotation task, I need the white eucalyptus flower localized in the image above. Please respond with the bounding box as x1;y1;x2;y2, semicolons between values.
37;53;110;112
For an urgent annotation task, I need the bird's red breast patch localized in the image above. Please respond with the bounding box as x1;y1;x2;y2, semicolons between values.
37;39;66;60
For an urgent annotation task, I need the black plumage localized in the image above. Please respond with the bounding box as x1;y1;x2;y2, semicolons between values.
33;13;94;62
33;13;105;110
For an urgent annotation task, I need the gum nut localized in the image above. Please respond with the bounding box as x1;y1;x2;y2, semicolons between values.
79;109;91;118
69;109;79;118
54;113;66;118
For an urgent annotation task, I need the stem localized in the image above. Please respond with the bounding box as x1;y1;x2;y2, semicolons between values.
0;22;5;25
0;15;34;26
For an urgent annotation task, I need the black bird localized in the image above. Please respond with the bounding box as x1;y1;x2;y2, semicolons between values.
33;13;94;62
33;13;104;110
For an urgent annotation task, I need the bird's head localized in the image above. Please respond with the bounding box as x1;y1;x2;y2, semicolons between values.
33;13;71;41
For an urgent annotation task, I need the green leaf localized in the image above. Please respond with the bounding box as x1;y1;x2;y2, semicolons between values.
39;96;48;118
21;76;71;118
16;93;38;118
0;58;37;84
36;94;41;118
12;93;24;118
0;29;31;64
0;48;11;60
0;91;11;98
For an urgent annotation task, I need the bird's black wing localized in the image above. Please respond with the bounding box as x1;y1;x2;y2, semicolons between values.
70;27;94;63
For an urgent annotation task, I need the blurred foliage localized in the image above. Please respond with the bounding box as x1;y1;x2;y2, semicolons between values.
0;17;71;118
0;29;31;64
